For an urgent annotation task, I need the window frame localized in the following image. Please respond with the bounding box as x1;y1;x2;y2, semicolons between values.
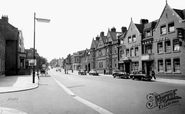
128;36;132;43
173;58;180;73
168;22;175;33
165;40;171;53
158;59;164;73
132;34;136;42
165;59;172;73
173;39;180;52
160;25;167;35
157;42;163;54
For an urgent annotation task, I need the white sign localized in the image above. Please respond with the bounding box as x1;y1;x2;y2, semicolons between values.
29;59;37;66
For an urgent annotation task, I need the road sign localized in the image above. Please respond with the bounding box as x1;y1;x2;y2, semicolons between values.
29;59;37;66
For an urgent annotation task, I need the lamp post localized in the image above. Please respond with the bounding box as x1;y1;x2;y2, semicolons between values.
33;12;50;83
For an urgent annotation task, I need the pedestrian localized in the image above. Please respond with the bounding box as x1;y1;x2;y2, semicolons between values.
150;70;156;80
37;69;40;80
72;69;73;73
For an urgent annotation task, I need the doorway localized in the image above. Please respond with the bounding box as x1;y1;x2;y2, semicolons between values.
125;62;130;73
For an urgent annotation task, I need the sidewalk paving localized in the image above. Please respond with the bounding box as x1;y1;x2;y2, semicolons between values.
0;75;39;94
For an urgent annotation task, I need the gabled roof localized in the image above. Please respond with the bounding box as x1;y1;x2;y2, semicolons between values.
135;24;144;33
173;8;184;19
90;38;96;49
154;3;184;29
144;20;158;30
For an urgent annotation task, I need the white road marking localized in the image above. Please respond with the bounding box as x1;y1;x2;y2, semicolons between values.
51;76;113;114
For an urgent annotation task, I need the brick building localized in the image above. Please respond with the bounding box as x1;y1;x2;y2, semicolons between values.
0;32;5;76
119;18;145;74
88;37;99;72
153;3;185;79
0;16;20;75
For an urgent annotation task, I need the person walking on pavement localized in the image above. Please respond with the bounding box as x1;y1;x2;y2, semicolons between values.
150;70;156;80
37;69;40;80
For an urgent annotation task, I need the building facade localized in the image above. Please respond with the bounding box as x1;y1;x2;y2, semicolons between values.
120;19;145;74
0;32;5;76
141;20;157;75
153;3;185;79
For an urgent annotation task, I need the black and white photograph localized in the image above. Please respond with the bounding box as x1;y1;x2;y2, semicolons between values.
0;0;184;114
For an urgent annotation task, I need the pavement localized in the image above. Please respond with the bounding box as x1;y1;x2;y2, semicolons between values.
0;74;39;114
0;71;184;114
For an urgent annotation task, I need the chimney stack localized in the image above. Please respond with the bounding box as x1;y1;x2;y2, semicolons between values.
1;15;9;23
121;26;127;33
111;27;116;32
100;31;104;37
140;19;148;25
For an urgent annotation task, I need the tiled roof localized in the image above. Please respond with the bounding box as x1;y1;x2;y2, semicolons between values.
144;20;158;30
135;24;144;33
173;8;184;19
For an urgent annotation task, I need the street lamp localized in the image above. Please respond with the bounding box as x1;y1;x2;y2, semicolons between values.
33;12;50;83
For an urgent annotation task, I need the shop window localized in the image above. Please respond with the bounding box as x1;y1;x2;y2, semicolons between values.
168;22;175;33
173;39;180;51
165;59;171;73
157;42;163;53
135;47;139;56
132;62;139;71
130;48;134;57
132;35;136;42
126;49;129;57
160;25;167;35
173;58;180;73
158;60;164;73
128;36;132;43
165;40;171;53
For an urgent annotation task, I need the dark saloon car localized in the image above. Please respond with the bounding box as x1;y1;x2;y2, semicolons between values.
78;69;87;75
130;70;152;81
112;69;130;79
89;69;99;76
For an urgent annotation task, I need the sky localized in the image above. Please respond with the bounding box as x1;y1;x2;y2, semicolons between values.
1;0;185;62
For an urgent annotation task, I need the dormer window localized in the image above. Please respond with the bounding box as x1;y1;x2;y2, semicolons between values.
145;30;152;37
160;25;167;35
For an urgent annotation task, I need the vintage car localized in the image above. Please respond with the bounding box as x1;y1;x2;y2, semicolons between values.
89;69;99;76
130;70;152;81
78;69;87;75
112;69;130;79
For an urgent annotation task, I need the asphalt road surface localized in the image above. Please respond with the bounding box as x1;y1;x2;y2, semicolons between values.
0;68;184;114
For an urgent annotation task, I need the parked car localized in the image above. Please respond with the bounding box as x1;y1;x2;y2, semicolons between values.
78;69;87;75
112;69;130;79
130;70;152;81
89;69;99;76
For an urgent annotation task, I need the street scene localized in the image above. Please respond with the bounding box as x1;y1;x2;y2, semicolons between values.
1;0;185;114
0;68;185;114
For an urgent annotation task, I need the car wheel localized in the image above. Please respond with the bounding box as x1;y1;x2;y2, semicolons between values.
132;77;135;80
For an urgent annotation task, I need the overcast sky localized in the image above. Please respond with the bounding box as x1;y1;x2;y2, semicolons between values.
1;0;185;61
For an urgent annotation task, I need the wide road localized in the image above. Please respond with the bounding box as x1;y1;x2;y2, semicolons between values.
48;68;185;114
0;68;184;114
